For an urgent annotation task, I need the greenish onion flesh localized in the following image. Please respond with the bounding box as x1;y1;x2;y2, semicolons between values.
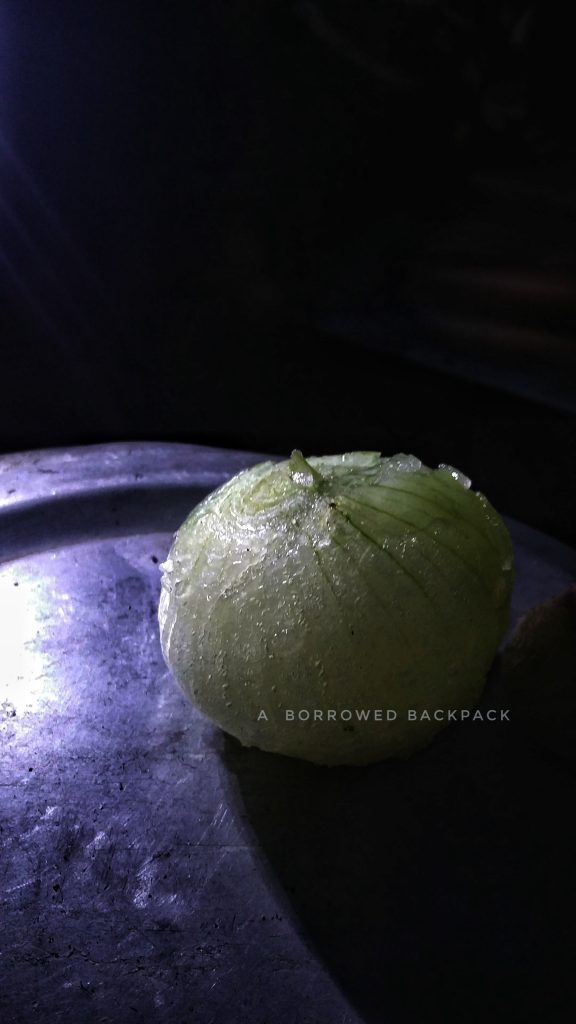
159;451;513;765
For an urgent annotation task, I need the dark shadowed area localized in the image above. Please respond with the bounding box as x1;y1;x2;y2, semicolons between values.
220;691;576;1023
1;1;575;542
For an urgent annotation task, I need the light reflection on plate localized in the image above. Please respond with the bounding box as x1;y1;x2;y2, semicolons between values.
0;564;61;717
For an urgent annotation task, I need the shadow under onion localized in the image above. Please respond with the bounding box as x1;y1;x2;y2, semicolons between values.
217;660;576;1023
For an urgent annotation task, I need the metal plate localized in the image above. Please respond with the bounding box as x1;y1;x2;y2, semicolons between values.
1;442;576;1024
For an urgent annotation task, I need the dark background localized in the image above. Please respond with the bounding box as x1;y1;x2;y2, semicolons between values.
1;0;575;543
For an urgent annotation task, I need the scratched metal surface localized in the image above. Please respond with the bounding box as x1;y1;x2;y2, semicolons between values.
1;442;576;1024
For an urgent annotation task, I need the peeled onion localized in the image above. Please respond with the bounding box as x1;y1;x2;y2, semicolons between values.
159;450;513;765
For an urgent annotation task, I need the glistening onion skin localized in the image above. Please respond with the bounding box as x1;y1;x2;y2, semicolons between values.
159;451;513;766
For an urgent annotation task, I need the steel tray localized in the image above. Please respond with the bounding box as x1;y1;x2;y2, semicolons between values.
1;442;575;1024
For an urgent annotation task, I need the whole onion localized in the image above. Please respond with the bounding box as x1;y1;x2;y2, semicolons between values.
159;450;513;765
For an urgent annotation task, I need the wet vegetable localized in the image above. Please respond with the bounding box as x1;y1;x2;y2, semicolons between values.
501;587;576;761
159;450;513;765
